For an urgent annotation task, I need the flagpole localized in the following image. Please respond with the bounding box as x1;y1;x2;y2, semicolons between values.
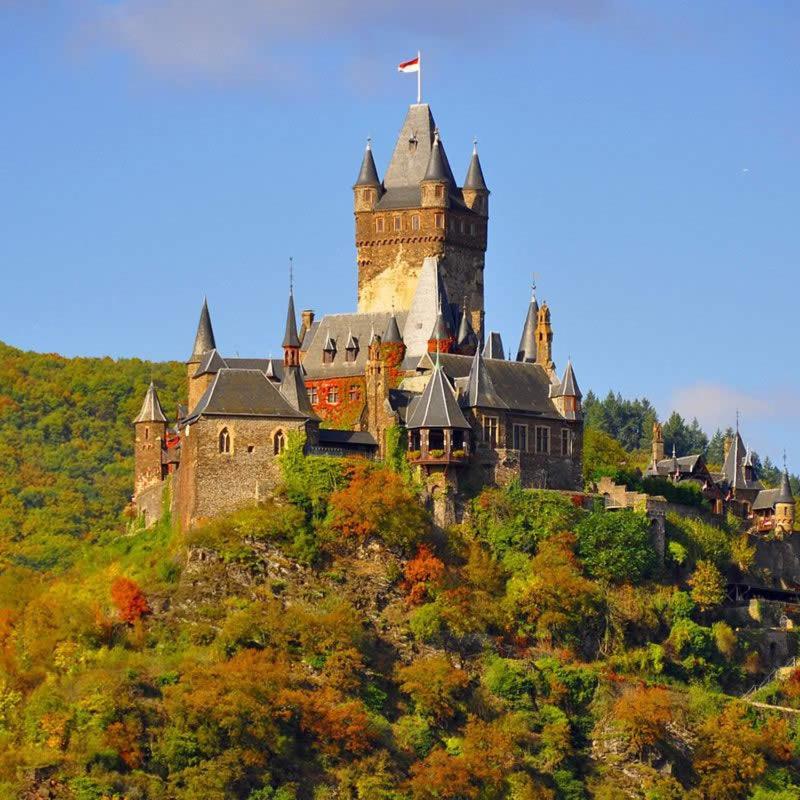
417;50;422;103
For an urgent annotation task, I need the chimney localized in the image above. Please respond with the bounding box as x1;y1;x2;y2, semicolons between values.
299;310;315;341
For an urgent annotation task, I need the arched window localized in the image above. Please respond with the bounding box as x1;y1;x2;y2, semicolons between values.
274;430;286;455
219;427;231;454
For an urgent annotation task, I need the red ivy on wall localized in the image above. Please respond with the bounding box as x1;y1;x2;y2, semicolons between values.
307;377;366;428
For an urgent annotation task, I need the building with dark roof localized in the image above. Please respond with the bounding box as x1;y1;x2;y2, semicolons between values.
133;98;585;529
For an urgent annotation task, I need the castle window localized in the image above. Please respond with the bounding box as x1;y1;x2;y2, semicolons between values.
535;426;550;454
459;219;465;234
363;189;373;203
219;427;231;454
393;215;402;232
482;416;498;448
144;427;149;440
376;217;385;233
561;429;572;456
435;213;444;230
513;424;528;452
273;430;285;455
349;384;360;402
327;386;339;404
435;184;444;199
247;444;255;454
310;386;318;404
411;214;420;231
470;223;476;236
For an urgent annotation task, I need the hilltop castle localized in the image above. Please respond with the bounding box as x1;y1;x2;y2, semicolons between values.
133;101;584;530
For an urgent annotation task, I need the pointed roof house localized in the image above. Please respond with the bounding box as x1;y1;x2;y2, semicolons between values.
133;382;167;424
516;292;539;362
190;298;217;360
407;357;470;430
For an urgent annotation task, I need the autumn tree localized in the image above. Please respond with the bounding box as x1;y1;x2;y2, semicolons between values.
688;561;725;611
611;685;678;756
403;544;445;605
396;655;470;722
111;576;151;624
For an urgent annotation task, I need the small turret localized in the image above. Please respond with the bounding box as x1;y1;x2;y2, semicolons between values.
535;302;554;374
455;298;478;356
383;311;402;343
187;298;217;411
462;140;489;216
420;130;451;209
516;289;539;363
353;139;382;212
280;286;316;417
550;359;582;420
133;382;167;496
283;288;301;367
428;307;454;354
483;331;505;360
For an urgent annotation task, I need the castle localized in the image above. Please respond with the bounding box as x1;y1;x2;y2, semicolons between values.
132;101;585;529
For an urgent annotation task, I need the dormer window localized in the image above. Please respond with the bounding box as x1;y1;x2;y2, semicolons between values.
345;337;359;363
323;336;336;365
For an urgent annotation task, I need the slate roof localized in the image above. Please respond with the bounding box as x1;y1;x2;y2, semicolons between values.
753;488;782;511
185;369;308;422
280;365;318;419
383;104;444;188
423;131;451;182
318;429;377;447
191;299;217;359
133;382;167;424
646;454;705;478
456;305;478;350
463;145;488;191
354;142;381;187
383;313;402;343
302;311;408;379
418;352;562;417
560;360;581;398
722;431;763;490
516;295;538;362
463;350;507;409
283;292;301;349
193;349;284;382
777;470;795;504
406;359;471;430
483;331;505;359
430;309;451;341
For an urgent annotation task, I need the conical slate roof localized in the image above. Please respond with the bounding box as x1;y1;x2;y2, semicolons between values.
516;294;539;362
354;141;381;187
483;331;505;359
560;359;581;399
133;382;167;424
777;470;794;504
423;131;451;183
464;350;507;409
456;304;478;350
383;313;402;343
280;365;318;419
463;144;488;191
190;299;217;360
429;309;451;341
407;360;470;430
283;292;301;349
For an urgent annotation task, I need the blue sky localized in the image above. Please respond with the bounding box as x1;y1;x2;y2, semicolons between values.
1;1;798;465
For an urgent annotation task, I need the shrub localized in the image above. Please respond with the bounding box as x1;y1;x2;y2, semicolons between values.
576;509;657;584
689;561;725;611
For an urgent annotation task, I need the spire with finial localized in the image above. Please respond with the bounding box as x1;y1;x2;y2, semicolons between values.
517;276;539;363
354;137;381;188
134;381;167;424
422;128;450;183
283;259;301;365
463;137;488;191
190;297;217;361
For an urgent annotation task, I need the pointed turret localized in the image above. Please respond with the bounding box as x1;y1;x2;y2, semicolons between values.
774;466;796;535
420;130;451;209
354;139;381;187
463;139;490;215
464;350;507;409
550;359;582;420
407;357;471;431
383;312;402;343
455;299;478;356
423;130;450;182
777;469;794;505
428;298;454;354
134;382;167;424
282;286;303;368
190;298;217;361
516;290;539;362
280;365;317;418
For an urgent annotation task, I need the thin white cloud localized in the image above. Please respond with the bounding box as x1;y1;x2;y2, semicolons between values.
670;382;796;434
83;0;614;82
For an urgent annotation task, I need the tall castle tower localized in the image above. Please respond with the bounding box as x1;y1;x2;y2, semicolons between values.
354;104;489;337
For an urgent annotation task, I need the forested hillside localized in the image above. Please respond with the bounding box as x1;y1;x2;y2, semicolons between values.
0;341;184;570
2;343;800;799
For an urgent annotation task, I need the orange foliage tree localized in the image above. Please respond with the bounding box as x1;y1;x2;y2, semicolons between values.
403;544;445;605
396;655;470;722
110;577;151;624
327;462;429;550
611;685;678;755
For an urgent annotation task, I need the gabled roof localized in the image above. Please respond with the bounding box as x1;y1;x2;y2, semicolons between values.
516;294;538;362
354;141;381;187
280;365;318;419
134;382;167;424
283;292;301;349
186;369;308;422
483;331;505;359
190;298;217;360
407;360;470;430
193;349;284;382
463;144;488;191
464;350;507;409
646;454;705;478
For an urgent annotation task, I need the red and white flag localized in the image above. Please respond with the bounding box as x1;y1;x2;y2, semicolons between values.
398;55;420;73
